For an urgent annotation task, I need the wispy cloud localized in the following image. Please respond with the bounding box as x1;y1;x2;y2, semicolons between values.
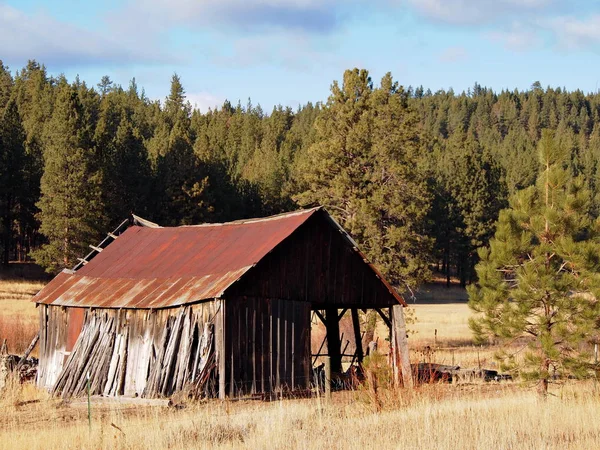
0;3;173;67
542;15;600;50
405;0;553;25
116;0;346;35
487;23;542;51
438;46;468;63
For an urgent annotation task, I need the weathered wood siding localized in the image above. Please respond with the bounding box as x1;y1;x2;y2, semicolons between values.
37;301;221;398
228;212;397;308
37;304;69;390
225;297;311;396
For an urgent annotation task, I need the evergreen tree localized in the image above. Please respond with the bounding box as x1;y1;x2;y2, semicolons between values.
295;69;431;288
468;130;600;395
32;83;105;272
0;100;26;265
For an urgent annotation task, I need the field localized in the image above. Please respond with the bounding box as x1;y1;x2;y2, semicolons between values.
0;274;43;354
2;275;600;449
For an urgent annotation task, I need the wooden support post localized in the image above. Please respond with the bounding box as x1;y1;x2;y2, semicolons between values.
391;304;413;388
324;308;342;373
350;309;364;363
216;300;226;399
324;356;331;400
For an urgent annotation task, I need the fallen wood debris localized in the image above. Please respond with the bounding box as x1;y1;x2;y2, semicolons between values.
412;363;512;384
0;337;39;391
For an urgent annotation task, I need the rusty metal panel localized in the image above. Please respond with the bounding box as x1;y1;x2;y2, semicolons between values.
66;308;85;352
32;209;320;309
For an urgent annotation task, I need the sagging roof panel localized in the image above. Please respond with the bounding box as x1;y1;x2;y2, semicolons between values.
33;208;319;308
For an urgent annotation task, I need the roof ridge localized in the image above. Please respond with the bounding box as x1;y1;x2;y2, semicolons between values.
170;206;322;228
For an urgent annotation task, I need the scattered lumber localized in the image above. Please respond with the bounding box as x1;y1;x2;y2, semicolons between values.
411;363;512;384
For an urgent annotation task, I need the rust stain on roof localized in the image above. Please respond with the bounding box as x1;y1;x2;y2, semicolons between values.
33;207;405;309
33;208;319;309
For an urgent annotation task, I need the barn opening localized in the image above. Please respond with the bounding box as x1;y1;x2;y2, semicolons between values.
33;207;411;399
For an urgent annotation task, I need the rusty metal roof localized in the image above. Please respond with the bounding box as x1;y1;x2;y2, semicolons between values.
33;208;320;308
33;207;405;309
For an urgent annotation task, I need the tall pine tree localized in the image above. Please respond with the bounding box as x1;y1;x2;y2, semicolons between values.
295;69;431;288
33;83;105;272
469;130;600;395
0;99;26;265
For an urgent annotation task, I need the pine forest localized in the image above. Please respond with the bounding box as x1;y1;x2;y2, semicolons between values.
3;61;600;291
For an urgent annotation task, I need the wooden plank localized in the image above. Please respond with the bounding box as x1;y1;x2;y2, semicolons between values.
251;304;257;394
215;300;225;399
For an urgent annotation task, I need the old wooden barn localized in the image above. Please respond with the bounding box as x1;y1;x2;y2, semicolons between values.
32;207;411;399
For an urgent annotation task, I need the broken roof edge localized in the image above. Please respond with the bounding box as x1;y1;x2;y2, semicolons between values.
132;214;160;228
129;207;322;230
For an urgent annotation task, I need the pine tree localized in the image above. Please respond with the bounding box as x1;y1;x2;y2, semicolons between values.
295;69;432;288
32;83;105;272
468;129;600;395
0;99;26;265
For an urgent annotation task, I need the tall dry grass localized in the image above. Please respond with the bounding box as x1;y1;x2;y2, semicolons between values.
0;279;41;355
1;381;600;449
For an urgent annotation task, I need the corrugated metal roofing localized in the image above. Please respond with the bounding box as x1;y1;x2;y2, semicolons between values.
33;207;405;309
33;208;320;308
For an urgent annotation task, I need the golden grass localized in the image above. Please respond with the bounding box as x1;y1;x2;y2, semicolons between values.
2;279;600;449
2;382;600;449
0;279;42;354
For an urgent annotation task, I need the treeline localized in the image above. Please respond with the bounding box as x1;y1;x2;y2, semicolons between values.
2;61;600;289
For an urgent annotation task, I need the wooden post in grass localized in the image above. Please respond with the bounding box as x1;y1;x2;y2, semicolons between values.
87;371;92;434
391;305;413;388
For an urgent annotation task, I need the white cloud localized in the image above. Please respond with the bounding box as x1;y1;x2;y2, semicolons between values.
438;46;468;63
186;92;225;112
0;4;171;67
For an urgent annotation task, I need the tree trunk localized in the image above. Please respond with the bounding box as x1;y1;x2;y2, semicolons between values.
538;358;550;397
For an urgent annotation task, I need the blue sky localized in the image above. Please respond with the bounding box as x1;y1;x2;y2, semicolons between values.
2;0;600;111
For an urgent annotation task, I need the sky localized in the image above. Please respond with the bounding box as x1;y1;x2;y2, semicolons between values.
2;0;600;112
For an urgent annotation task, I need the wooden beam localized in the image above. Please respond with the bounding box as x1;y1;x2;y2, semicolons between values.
375;308;391;329
89;245;103;253
314;310;326;325
107;232;119;239
338;308;348;321
77;258;88;265
351;309;364;363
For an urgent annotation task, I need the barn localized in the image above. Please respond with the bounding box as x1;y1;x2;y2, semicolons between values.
32;207;412;399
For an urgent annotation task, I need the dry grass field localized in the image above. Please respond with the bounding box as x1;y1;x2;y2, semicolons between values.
0;277;42;354
1;275;600;449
